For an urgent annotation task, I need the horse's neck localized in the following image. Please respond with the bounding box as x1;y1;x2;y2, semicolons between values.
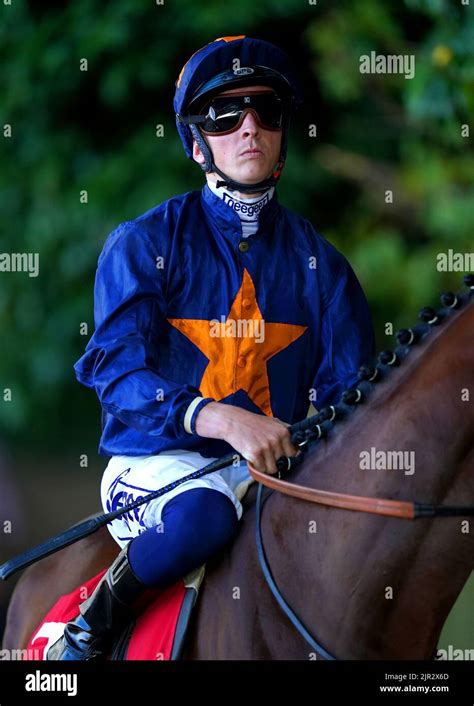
262;301;474;659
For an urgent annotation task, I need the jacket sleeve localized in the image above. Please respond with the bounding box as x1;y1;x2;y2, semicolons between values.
311;255;376;410
74;221;215;441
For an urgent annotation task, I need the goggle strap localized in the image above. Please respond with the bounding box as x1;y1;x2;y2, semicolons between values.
177;113;207;125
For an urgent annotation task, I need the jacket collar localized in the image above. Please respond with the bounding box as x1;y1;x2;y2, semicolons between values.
201;181;280;240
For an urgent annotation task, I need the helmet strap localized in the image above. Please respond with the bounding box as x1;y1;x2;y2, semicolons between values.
189;124;213;172
213;161;284;194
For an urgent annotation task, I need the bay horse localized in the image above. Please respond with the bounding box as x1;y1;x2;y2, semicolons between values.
2;282;474;659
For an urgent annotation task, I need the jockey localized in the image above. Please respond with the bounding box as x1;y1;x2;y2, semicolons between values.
47;35;375;660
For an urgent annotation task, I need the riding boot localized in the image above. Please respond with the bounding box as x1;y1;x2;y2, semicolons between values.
46;543;148;661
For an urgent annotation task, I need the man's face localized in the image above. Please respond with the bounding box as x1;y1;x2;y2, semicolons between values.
192;85;282;191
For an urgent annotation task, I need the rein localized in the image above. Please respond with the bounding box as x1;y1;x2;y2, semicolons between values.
249;465;474;519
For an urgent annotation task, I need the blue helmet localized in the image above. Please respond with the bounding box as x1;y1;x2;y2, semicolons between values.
173;36;304;193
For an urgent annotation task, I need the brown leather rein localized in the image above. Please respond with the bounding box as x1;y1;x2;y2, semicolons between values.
249;466;415;517
248;465;474;519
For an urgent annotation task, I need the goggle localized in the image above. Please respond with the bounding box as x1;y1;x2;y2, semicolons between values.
191;92;287;135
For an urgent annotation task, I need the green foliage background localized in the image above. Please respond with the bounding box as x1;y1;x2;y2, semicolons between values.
0;0;473;453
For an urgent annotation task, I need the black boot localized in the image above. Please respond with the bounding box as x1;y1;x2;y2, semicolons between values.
46;543;147;660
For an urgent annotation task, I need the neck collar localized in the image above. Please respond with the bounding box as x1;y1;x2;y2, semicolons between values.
201;181;280;239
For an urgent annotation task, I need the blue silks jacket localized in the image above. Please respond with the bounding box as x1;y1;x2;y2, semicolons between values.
74;183;376;458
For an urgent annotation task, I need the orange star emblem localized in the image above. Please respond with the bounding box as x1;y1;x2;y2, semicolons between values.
167;268;307;416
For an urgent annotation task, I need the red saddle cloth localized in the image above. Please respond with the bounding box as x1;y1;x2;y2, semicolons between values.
25;568;190;660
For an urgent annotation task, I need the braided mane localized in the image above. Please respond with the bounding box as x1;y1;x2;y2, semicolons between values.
296;274;474;454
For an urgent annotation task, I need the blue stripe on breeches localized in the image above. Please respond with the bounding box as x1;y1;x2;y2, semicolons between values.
127;487;240;588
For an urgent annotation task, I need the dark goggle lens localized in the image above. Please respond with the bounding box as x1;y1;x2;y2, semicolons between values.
200;94;285;134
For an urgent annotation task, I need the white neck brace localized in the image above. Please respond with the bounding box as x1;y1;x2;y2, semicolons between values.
207;179;275;238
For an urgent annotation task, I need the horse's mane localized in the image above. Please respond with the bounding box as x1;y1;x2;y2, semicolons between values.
299;275;474;463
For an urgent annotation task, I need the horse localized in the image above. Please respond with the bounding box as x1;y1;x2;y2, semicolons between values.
2;281;473;659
